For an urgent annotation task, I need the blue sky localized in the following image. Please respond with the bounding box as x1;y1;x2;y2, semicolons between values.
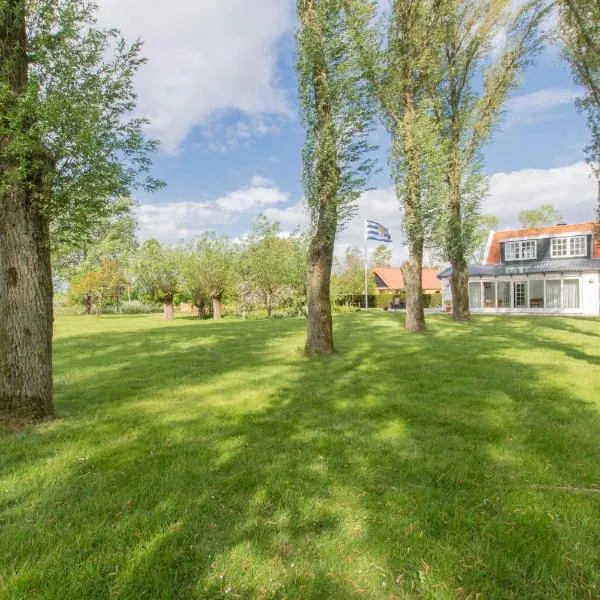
98;0;597;262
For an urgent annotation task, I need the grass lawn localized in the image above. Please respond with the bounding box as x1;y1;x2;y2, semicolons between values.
1;312;600;599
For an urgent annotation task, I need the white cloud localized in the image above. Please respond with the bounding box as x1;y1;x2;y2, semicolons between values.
263;200;310;232
137;177;289;243
485;162;597;228
97;0;294;152
505;88;579;126
138;163;597;259
216;181;288;212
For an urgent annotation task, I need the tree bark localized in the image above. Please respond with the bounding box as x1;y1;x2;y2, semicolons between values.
397;89;426;332
266;292;272;318
0;1;55;428
301;0;340;356
84;295;92;315
162;296;174;320
305;215;336;355
212;295;222;320
448;180;471;322
401;255;425;332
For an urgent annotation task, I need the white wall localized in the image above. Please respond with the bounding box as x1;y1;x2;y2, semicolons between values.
582;273;600;316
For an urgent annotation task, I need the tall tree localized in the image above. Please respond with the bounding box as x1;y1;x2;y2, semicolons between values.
557;0;600;234
345;0;443;332
189;233;238;320
135;240;180;320
69;260;127;316
426;0;550;321
297;0;374;354
244;215;293;318
0;0;161;427
370;244;392;267
518;203;563;229
469;214;500;263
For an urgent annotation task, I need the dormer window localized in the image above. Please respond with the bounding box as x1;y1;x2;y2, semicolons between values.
505;240;536;261
551;236;587;258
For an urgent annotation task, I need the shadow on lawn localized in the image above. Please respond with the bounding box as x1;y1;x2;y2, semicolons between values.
2;313;600;599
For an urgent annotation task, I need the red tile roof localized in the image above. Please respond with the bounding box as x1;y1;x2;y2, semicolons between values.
485;222;600;264
373;267;441;291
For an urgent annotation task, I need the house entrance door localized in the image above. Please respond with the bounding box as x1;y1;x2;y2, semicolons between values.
514;281;527;308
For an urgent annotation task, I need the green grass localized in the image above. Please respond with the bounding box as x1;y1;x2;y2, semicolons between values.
2;312;600;599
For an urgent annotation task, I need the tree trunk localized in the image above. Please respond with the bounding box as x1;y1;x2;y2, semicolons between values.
449;260;470;322
0;1;55;429
305;213;336;355
212;295;222;320
397;89;426;332
448;179;471;322
266;292;272;318
401;255;425;333
163;296;174;320
84;295;92;315
300;0;340;356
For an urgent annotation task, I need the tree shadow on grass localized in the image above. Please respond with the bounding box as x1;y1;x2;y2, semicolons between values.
2;313;600;599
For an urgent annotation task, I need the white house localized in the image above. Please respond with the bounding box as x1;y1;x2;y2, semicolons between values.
439;222;600;316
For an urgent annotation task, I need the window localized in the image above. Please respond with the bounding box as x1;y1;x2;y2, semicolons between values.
563;279;580;309
529;280;544;308
497;281;511;307
551;236;586;258
483;281;496;308
546;280;561;309
514;282;527;307
505;240;536;261
551;238;568;257
570;236;586;256
469;282;482;309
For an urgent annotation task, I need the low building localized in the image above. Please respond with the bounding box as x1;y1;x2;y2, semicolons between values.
373;268;442;295
438;222;600;316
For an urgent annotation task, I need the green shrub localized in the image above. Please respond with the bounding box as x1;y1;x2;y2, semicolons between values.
121;301;162;314
429;292;442;308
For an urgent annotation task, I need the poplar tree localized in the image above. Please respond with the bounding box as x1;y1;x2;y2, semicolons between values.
426;0;549;321
557;0;600;234
296;0;375;354
0;0;161;427
345;0;444;332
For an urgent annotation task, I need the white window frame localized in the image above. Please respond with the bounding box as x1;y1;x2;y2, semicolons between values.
550;235;587;258
505;240;537;261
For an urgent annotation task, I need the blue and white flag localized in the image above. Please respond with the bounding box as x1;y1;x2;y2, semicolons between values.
366;220;392;243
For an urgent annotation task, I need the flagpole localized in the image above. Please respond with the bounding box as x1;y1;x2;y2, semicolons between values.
364;220;368;310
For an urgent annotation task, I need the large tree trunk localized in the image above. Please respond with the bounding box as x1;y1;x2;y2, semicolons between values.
300;0;340;356
0;1;55;429
305;216;336;355
163;296;174;320
448;180;471;322
401;254;425;333
212;295;222;320
84;295;92;315
449;259;470;322
397;89;426;332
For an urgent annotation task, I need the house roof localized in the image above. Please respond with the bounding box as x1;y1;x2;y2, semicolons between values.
485;222;600;264
374;267;441;291
438;258;600;279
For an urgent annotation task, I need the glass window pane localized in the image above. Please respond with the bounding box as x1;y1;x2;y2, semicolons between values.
529;280;544;308
563;279;580;309
514;282;527;307
570;236;586;256
497;281;511;307
546;280;561;309
483;281;496;308
469;282;482;308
